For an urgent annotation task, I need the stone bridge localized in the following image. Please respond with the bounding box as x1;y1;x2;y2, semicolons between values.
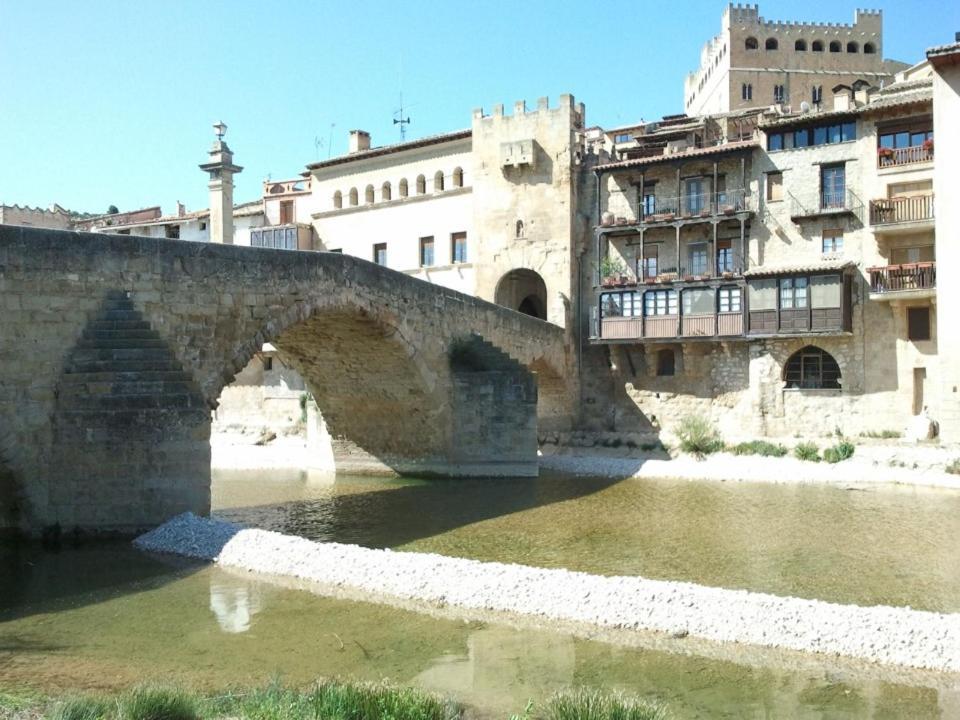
0;226;570;535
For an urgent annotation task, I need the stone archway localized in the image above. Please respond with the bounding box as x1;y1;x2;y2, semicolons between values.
495;269;548;320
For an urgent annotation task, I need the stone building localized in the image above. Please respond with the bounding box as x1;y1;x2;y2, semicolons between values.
590;58;945;439
684;4;906;117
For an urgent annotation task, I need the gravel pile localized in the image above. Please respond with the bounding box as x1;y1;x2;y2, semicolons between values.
135;513;960;673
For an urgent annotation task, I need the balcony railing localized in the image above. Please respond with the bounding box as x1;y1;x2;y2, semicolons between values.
597;313;745;341
632;189;753;224
789;189;863;220
869;195;934;226
868;262;936;294
878;145;933;168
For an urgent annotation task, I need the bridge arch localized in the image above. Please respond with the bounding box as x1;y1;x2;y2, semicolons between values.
495;268;548;320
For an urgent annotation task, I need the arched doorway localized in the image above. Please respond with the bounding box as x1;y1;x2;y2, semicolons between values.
495;269;548;320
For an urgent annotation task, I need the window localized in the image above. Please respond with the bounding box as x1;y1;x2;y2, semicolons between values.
683;288;714;315
773;84;785;103
165;224;180;239
812;85;823;105
279;200;294;225
717;239;734;273
864;42;876;54
784;346;841;389
891;246;935;264
657;349;676;376
614;133;632;143
795;39;807;51
349;187;358;206
684;177;705;214
793;128;809;148
742;83;753;101
642;186;656;216
516;219;524;238
878;127;932;150
907;307;931;341
769;121;854;152
382;181;392;201
688;244;708;276
250;227;297;250
416;175;426;195
745;37;758;50
810;275;841;308
719;286;742;313
644;289;678;316
765;38;778;50
333;190;343;209
812;40;824;52
373;242;387;266
451;232;467;263
199;221;207;231
829;40;841;53
434;170;444;192
748;278;777;310
452;167;464;188
821;164;846;209
767;132;783;151
600;292;641;318
822;230;843;254
399;178;409;198
419;236;434;267
641;244;658;279
766;172;783;201
846;41;858;53
780;277;808;309
365;185;375;204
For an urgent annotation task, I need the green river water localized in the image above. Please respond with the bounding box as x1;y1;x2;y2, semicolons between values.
2;469;960;717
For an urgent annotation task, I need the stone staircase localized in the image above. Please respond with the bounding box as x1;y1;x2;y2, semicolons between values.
449;333;525;372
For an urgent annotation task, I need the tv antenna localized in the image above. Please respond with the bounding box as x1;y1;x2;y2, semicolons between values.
394;93;411;141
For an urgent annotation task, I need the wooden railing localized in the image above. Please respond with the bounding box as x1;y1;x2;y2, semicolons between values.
878;145;933;168
598;312;745;340
869;195;934;226
868;263;936;294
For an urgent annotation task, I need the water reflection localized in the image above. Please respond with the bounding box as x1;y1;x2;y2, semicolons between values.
208;575;264;634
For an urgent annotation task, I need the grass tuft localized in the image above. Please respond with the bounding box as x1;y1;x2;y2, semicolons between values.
823;441;856;464
49;697;111;720
858;429;902;439
794;442;820;462
730;440;788;458
675;416;723;457
946;459;960;476
539;688;669;720
118;688;198;720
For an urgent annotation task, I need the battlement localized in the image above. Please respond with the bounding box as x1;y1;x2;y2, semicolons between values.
472;94;585;126
724;4;882;33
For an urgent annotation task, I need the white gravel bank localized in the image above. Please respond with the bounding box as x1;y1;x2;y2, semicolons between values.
539;451;960;490
135;513;960;673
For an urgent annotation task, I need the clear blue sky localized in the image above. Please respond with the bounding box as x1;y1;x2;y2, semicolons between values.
1;0;956;215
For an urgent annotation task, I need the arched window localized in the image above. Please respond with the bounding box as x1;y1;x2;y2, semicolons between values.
812;85;823;104
382;181;392;201
452;167;463;188
364;184;375;204
742;83;753;100
783;346;841;389
829;40;841;53
516;219;524;238
348;187;358;206
416;174;426;195
656;349;675;377
399;178;409;198
333;190;342;209
773;84;785;103
795;39;807;51
863;42;876;54
846;41;859;53
765;38;779;51
745;36;758;50
812;40;824;52
434;170;444;192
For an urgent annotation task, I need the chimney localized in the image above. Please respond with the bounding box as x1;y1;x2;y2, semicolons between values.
176;201;186;217
349;130;371;153
832;85;852;112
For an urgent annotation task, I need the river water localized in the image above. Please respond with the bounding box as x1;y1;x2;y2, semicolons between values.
2;468;960;717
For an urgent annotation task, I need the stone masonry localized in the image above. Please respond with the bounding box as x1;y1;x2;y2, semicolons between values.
0;226;568;535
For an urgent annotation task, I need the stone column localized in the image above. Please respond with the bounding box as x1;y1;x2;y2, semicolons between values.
199;122;243;245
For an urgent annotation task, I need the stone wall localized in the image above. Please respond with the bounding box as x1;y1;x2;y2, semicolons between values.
0;226;568;534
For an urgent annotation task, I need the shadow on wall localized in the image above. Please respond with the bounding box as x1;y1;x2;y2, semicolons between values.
0;457;19;535
501;140;553;187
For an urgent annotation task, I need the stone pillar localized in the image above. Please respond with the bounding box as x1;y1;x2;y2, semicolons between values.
199;122;243;245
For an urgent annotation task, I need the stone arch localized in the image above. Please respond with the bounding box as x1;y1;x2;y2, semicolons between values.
399;178;409;197
416;174;426;195
829;40;842;53
333;190;342;209
452;167;464;188
812;40;824;52
864;42;876;54
364;184;375;204
846;41;859;53
745;36;758;50
434;170;445;192
765;37;778;50
349;187;358;206
795;39;807;51
382;181;392;201
495;269;548;320
782;345;841;389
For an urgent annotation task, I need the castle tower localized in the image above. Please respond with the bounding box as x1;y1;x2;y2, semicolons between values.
199;121;243;244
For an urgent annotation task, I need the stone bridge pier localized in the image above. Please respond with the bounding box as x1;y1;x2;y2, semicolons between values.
0;227;571;535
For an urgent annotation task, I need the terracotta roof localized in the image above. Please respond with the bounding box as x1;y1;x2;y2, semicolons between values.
859;88;933;115
305;129;471;171
744;259;855;278
595;139;758;172
927;41;960;60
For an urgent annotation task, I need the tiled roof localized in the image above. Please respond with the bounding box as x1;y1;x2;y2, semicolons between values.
744;259;855;278
305;129;472;171
595;139;758;172
927;41;960;59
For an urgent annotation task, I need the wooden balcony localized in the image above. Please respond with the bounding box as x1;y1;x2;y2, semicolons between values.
599;189;754;229
869;195;934;230
596;312;744;342
868;262;936;301
877;145;933;169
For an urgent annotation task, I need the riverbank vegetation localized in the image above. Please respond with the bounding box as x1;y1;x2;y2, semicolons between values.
0;683;670;720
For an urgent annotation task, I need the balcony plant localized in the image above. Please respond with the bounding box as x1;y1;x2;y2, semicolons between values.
878;146;894;165
600;256;626;287
922;138;934;154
